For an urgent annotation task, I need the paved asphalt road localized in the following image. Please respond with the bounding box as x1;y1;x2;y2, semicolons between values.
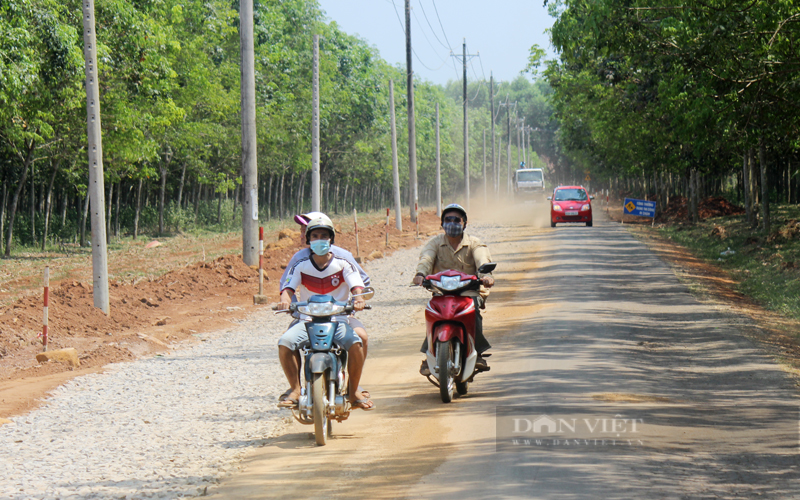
209;207;800;499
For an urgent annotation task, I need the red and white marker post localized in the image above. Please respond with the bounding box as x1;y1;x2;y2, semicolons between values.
42;266;50;352
253;227;268;304
385;208;390;247
258;227;264;294
353;209;361;262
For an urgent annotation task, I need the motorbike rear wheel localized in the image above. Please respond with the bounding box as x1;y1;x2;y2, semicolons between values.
456;379;469;395
436;340;455;403
311;372;328;446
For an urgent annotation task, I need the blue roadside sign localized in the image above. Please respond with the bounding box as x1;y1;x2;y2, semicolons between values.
623;198;656;218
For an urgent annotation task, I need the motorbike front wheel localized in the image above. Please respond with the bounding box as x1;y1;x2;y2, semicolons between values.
436;340;455;403
311;372;328;446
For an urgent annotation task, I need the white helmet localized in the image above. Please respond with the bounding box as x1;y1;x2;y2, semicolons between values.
305;214;335;244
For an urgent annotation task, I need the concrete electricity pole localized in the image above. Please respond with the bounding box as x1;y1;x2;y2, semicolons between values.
82;0;109;314
389;80;402;230
436;103;442;217
490;73;496;198
514;115;522;168
462;40;469;210
482;129;487;204
452;40;479;210
311;35;321;212
404;0;418;222
239;0;258;266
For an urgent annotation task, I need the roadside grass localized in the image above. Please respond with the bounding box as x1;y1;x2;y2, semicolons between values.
657;204;800;322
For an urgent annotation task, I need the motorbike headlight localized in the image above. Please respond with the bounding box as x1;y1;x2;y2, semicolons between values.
298;302;345;316
552;204;563;211
440;275;462;290
581;204;591;211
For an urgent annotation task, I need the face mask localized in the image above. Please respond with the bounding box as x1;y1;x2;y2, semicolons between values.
443;222;463;237
310;239;331;256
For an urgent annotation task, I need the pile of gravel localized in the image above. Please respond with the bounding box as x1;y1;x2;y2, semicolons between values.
0;224;504;499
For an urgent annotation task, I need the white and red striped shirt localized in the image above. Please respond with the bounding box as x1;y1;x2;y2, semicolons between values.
281;255;364;303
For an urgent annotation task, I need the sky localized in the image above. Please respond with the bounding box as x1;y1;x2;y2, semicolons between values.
316;0;557;87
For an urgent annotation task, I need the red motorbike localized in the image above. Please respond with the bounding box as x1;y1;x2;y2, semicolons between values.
421;263;496;402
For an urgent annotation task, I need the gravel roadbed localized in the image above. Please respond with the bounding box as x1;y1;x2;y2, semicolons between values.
0;224;505;500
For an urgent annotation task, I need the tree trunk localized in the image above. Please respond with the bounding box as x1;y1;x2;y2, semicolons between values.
749;148;758;228
279;171;286;219
176;162;187;209
0;183;7;255
334;180;340;214
759;138;770;235
5;140;35;256
60;187;68;226
193;182;201;221
134;179;143;239
30;159;36;244
80;193;89;247
41;158;61;250
343;183;349;214
115;181;121;237
158;160;169;236
232;183;239;223
106;181;113;243
267;174;273;221
743;152;751;225
217;187;222;224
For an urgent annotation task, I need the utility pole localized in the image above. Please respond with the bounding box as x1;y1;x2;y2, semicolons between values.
514;115;522;168
82;0;109;314
490;73;496;198
311;35;320;212
452;40;479;210
239;0;258;266
482;129;487;204
405;0;418;222
436;103;442;217
389;80;402;230
463;40;469;210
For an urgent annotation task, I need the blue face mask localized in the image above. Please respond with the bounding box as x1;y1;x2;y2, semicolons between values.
310;239;331;256
443;222;464;237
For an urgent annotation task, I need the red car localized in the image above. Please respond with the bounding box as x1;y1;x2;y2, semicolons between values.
548;186;593;227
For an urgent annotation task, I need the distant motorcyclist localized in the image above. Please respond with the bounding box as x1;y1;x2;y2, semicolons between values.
412;204;495;375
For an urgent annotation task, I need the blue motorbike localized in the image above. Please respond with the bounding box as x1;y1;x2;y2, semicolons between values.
275;289;373;445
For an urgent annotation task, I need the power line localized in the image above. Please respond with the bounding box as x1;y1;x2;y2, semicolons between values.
430;0;455;53
417;0;449;51
390;0;447;72
411;6;447;65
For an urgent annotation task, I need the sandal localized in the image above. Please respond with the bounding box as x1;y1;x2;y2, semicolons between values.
350;398;376;411
277;389;299;409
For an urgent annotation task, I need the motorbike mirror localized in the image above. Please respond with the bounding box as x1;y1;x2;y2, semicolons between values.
353;287;375;300
546;196;552;200
478;263;497;274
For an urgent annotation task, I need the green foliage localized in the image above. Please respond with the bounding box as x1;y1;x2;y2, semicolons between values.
541;0;800;184
0;0;559;255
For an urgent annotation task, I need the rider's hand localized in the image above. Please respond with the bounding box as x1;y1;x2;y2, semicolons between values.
412;275;424;286
481;276;495;288
353;299;366;312
277;301;291;311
